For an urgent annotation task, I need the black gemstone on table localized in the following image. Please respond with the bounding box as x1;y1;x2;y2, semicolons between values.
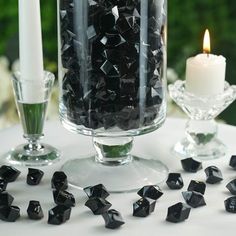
51;171;68;191
137;185;163;200
48;205;71;225
226;179;236;195
187;180;206;195
0;179;7;193
27;168;44;186
182;191;206;208
229;155;236;169
83;184;110;199
27;201;44;220
204;166;223;184
102;209;125;229
0;205;20;222
166;202;191;223
166;173;184;190
85;197;112;215
0;165;21;183
181;158;202;173
53;190;76;207
133;198;156;217
225;196;236;213
0;192;14;206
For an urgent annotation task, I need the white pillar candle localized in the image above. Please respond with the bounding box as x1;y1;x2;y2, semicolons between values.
185;30;226;96
19;0;44;103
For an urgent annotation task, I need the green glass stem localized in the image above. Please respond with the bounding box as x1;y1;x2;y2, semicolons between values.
186;119;217;145
17;102;48;135
93;137;133;166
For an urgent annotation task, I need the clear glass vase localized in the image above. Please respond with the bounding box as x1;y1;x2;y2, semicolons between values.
58;0;168;192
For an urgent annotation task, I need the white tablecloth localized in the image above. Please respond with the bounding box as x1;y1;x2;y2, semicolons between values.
0;117;235;236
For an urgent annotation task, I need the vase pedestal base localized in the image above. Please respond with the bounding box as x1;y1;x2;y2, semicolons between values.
61;155;168;193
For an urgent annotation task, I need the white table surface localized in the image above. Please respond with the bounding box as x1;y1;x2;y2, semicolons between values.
0;117;235;236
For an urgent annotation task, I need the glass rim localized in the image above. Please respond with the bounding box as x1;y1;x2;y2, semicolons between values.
12;70;55;85
169;80;236;102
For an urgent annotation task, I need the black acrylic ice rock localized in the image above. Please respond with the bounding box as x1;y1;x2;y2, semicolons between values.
166;202;191;223
166;173;184;190
226;179;236;195
181;158;202;173
0;165;21;182
53;190;75;207
133;198;156;217
137;185;163;200
84;184;110;199
0;192;14;206
225;196;236;213
48;205;71;225
60;0;165;131
187;180;206;195
85;197;112;215
51;171;68;191
229;155;236;169
0;179;7;193
102;209;125;229
0;205;20;222
27;201;44;220
182;191;206;208
27;168;44;186
204;166;223;184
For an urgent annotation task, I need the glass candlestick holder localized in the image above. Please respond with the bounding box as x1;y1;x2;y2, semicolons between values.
5;71;61;166
169;80;236;160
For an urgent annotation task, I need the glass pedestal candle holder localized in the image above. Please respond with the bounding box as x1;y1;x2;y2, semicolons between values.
5;71;61;166
169;80;236;160
58;0;168;192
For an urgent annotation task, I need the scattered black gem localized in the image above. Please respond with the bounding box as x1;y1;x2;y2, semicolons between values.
27;201;44;220
84;184;110;199
226;179;236;195
0;179;7;193
51;171;68;191
0;205;20;222
229;155;236;169
182;191;206;208
166;173;184;190
137;185;163;200
204;166;223;184
102;209;125;229
85;197;112;215
0;192;14;206
48;205;71;225
27;168;44;186
187;180;206;195
181;158;202;173
225;196;236;213
166;202;191;223
53;190;75;207
0;165;21;183
133;198;156;217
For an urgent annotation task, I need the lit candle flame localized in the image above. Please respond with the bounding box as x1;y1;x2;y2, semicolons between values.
203;29;211;54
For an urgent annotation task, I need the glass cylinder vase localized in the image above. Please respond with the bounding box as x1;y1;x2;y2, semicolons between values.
58;0;168;192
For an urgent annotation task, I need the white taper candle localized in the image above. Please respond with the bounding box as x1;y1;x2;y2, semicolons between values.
19;0;44;103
